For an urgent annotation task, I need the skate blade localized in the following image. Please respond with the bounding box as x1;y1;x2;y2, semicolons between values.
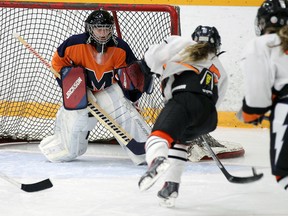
139;161;170;191
159;197;176;208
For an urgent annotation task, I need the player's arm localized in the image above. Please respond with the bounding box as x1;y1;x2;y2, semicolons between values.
213;59;228;109
240;46;273;124
144;35;191;75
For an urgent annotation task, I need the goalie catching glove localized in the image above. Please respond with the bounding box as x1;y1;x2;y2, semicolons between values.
115;60;155;94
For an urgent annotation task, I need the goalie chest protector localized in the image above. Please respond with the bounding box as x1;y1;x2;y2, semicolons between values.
61;66;88;110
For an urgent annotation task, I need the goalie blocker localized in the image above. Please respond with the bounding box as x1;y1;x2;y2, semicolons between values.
60;66;88;110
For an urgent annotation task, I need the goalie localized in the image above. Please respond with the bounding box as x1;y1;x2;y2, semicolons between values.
39;9;152;165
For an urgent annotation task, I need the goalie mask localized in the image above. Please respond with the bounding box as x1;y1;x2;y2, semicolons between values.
191;25;221;52
255;0;288;36
85;9;115;53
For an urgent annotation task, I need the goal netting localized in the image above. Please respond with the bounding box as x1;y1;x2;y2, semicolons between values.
0;1;244;160
0;2;180;142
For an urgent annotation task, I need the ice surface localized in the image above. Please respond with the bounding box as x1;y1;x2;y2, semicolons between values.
1;5;287;216
0;127;287;216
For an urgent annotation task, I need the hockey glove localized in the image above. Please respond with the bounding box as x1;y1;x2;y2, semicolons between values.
60;66;88;110
237;108;266;126
246;116;265;126
115;60;154;94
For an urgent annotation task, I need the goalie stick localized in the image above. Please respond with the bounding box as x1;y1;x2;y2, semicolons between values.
0;171;53;192
200;136;263;184
13;32;145;155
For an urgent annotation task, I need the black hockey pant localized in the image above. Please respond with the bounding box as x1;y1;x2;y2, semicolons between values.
152;91;217;144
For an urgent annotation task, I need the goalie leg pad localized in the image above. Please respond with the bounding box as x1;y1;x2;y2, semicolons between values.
39;106;89;162
94;83;151;165
187;134;244;162
94;83;151;142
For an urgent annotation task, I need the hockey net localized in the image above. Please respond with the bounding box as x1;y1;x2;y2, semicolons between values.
0;1;244;160
0;2;179;142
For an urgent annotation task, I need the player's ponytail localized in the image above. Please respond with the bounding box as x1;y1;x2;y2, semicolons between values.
278;25;288;54
180;42;216;62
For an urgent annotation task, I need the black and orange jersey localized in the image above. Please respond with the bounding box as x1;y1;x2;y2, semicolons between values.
144;35;228;108
52;33;137;92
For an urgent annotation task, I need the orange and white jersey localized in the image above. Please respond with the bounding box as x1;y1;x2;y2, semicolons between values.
144;35;228;107
52;33;137;92
241;33;288;122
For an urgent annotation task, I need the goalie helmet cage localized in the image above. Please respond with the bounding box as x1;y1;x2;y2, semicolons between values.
0;1;180;142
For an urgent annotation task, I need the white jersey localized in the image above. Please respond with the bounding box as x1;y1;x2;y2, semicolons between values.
144;35;228;107
241;33;288;109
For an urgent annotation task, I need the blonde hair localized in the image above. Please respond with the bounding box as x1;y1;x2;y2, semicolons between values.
278;25;288;53
180;42;216;62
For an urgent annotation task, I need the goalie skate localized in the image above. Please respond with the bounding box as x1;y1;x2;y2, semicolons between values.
138;157;170;191
157;181;179;208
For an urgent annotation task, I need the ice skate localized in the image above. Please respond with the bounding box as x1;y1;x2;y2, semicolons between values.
138;157;170;191
157;181;179;208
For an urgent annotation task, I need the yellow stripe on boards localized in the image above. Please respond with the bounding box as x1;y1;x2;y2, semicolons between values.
0;101;60;119
12;0;264;6
140;108;269;128
217;111;269;128
0;101;269;128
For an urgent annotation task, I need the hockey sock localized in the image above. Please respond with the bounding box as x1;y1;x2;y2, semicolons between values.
164;144;188;183
145;136;169;166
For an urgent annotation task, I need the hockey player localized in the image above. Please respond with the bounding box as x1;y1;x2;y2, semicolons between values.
239;0;288;190
138;25;228;207
39;9;151;165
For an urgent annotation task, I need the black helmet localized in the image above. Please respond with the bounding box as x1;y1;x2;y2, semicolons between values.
255;0;288;36
85;10;114;26
191;25;221;50
85;10;114;45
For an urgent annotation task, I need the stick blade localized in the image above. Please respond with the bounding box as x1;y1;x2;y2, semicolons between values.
21;178;53;192
126;139;145;155
228;167;264;184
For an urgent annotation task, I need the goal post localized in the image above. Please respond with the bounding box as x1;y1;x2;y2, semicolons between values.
0;1;180;142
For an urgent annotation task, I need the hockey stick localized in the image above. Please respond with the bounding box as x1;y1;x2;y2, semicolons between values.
13;32;145;155
0;171;53;192
200;136;263;184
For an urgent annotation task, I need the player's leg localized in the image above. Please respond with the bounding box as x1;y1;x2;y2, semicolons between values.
138;92;217;206
138;95;189;191
157;143;188;207
138;135;170;191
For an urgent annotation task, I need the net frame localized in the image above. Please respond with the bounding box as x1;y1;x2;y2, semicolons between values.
0;1;180;142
